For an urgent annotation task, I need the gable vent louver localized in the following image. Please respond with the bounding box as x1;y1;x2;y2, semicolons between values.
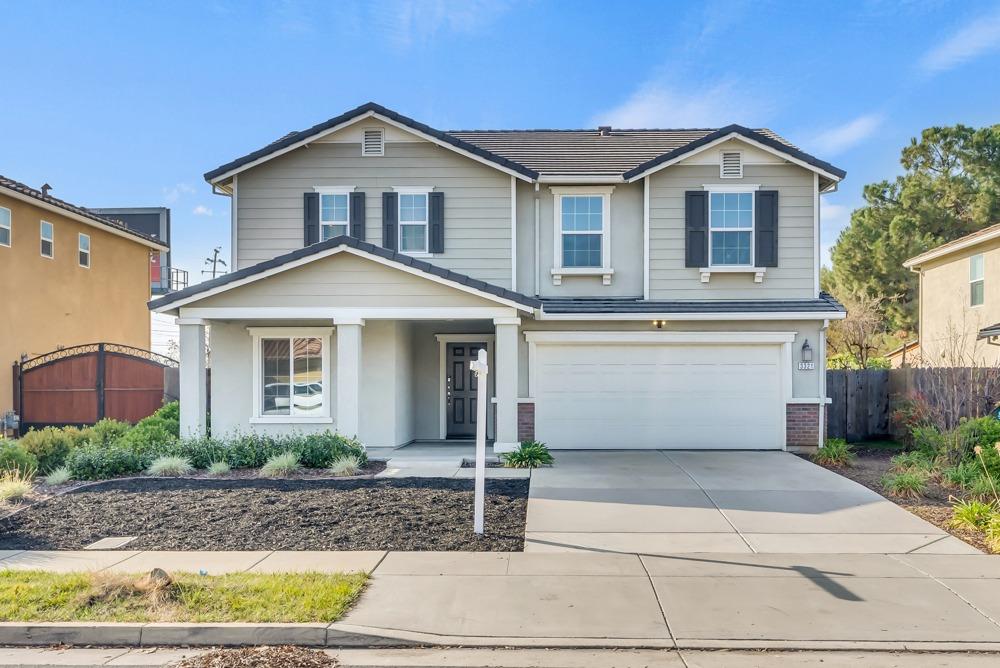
362;128;385;156
721;151;742;178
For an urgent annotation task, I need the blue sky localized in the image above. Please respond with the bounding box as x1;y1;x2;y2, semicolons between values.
3;0;1000;281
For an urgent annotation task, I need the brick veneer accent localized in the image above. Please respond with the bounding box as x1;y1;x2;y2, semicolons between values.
786;403;820;448
517;402;535;442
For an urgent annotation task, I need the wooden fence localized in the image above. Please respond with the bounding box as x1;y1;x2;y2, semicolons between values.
827;367;1000;441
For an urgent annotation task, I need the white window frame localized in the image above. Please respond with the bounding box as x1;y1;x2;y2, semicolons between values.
78;233;90;268
720;150;744;178
40;220;54;259
393;186;433;256
362;127;385;157
697;184;767;283
971;253;985;308
550;185;614;285
313;186;355;241
249;326;333;424
0;206;10;248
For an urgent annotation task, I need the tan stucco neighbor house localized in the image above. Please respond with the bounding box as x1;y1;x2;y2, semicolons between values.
150;102;847;452
904;223;1000;366
0;175;169;418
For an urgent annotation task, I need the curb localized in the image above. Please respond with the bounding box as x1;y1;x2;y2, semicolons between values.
4;622;1000;652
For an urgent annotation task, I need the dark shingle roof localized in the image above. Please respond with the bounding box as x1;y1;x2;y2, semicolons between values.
149;235;542;311
0;174;166;248
202;102;845;183
539;292;846;315
449;127;793;178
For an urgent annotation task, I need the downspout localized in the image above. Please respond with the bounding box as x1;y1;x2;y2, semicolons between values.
818;319;829;448
533;182;541;296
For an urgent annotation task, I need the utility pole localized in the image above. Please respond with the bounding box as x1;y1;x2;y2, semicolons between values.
202;247;228;279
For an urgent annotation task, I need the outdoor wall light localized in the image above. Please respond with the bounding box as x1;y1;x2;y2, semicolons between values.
652;320;665;329
801;339;813;362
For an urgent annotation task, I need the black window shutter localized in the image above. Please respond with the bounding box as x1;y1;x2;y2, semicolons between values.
303;192;319;246
684;191;708;268
429;191;445;254
382;192;398;251
349;192;366;240
755;190;779;267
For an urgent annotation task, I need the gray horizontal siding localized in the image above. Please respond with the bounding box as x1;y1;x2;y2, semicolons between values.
648;163;816;299
236;142;512;287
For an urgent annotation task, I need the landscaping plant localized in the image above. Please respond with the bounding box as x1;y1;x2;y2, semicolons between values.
881;470;928;499
502;441;554;468
146;456;195;477
0;441;38;475
890;451;935;474
64;443;144;480
812;438;854;466
206;461;231;476
0;468;34;502
17;427;77;473
260;451;301;477
949;498;996;531
941;461;980;490
328;454;361;477
42;466;72;486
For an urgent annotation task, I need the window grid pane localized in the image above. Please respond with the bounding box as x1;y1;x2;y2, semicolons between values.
320;194;348;223
711;231;752;266
0;209;9;246
400;194;427;222
710;192;753;229
561;196;603;232
321;223;349;241
400;223;428;252
79;234;90;252
562;233;602;268
972;280;985;306
261;338;291;416
971;254;984;281
292;337;323;416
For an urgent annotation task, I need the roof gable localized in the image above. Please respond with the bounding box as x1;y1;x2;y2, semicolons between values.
904;223;1000;269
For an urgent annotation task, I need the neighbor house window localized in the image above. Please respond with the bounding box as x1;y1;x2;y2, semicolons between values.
78;233;90;268
40;221;53;258
398;192;429;253
320;193;349;240
560;195;604;267
709;192;753;266
971;253;985;307
0;207;10;247
258;335;326;418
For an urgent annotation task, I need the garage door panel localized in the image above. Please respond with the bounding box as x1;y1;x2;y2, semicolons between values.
534;343;783;450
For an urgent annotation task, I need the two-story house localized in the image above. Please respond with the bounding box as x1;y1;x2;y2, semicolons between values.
0;175;168;420
150;102;846;452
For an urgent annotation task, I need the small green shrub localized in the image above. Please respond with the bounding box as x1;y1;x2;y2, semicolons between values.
146;456;194;477
891;451;936;473
17;427;76;473
942;461;981;489
882;471;928;499
65;443;143;481
88;419;130;447
294;432;367;468
0;442;38;475
206;461;231;476
328;454;362;477
177;437;235;470
911;425;946;459
0;469;34;502
813;438;854;466
115;418;179;464
949;498;996;531
153;401;180;425
43;466;72;486
260;452;300;477
502;441;554;469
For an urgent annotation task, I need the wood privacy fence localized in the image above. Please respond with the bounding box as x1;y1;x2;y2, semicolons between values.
827;367;1000;441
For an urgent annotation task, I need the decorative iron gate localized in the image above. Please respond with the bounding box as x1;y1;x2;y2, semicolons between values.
13;343;178;434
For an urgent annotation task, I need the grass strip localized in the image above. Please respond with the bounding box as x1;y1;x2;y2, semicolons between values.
0;569;367;623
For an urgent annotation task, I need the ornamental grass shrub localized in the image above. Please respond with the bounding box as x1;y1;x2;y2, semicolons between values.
260;452;301;477
812;438;854;467
0;468;34;502
146;456;195;477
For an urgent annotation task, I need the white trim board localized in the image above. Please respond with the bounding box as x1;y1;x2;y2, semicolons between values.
536;310;846;321
178;306;520;321
152;243;535;314
523;331;797;345
208;110;536;185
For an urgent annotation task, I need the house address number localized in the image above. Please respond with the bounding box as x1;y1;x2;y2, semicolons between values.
797;362;815;370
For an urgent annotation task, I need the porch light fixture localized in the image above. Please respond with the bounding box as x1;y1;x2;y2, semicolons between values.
801;339;813;362
652;320;665;329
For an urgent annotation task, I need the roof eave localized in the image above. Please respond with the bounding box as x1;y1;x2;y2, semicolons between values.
904;226;1000;269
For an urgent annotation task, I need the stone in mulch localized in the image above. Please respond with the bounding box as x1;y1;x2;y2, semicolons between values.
0;477;528;552
173;646;333;668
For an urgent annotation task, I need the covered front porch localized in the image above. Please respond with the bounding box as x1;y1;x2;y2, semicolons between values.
151;237;539;452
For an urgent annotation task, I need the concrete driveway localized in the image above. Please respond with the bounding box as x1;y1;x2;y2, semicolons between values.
525;451;979;555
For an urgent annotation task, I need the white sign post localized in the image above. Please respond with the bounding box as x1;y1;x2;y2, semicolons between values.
470;348;489;535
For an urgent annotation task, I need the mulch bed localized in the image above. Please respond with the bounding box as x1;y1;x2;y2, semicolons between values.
174;646;333;668
812;448;993;553
0;477;528;552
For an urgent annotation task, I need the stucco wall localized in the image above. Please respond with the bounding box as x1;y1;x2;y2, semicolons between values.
918;239;1000;366
0;193;151;414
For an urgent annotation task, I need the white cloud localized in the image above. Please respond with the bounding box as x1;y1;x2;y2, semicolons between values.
591;80;769;129
820;199;853;268
374;0;514;49
193;205;213;217
811;114;883;156
162;183;195;204
920;9;1000;74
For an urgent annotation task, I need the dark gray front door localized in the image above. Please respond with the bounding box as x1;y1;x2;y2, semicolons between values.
446;342;484;438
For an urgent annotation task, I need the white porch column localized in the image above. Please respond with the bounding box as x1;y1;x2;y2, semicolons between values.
177;318;207;438
334;318;364;438
493;317;520;453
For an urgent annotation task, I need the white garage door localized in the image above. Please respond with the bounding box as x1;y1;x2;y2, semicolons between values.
533;342;784;450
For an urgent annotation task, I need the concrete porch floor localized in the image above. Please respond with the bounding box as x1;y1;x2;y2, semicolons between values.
368;441;526;479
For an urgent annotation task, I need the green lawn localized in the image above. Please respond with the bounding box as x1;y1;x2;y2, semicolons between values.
0;570;367;623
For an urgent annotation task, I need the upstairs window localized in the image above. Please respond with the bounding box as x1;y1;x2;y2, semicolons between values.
560;195;604;268
720;151;743;178
398;192;429;253
362;128;385;156
0;207;10;247
320;193;349;240
971;253;985;307
40;220;53;258
709;192;753;266
78;233;91;268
